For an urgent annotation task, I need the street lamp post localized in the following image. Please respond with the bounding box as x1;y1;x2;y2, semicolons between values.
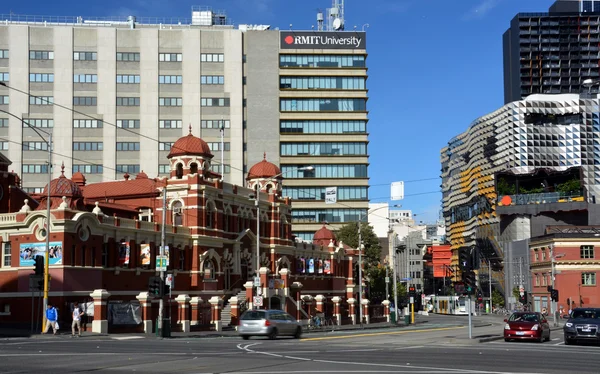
0;107;52;331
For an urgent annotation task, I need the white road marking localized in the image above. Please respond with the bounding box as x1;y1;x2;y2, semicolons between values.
283;356;311;361
111;336;145;340
553;342;564;346
394;345;425;350
551;338;559;341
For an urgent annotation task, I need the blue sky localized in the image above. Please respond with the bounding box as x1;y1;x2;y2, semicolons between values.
5;0;556;223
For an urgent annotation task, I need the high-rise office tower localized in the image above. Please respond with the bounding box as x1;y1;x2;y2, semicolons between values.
504;0;600;103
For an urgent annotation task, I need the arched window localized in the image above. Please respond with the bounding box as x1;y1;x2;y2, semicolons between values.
176;163;183;179
190;162;198;174
224;209;231;232
279;216;286;239
203;260;215;280
265;184;272;194
206;204;214;229
237;213;243;231
172;201;183;226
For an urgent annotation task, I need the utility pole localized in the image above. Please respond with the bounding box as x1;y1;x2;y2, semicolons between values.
42;132;52;332
358;222;363;328
255;184;260;308
489;261;492;314
551;244;557;327
392;234;398;325
158;191;167;337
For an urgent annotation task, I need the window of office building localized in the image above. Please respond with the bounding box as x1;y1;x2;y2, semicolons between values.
159;53;182;62
74;52;97;61
22;164;50;174
29;51;54;60
22;142;49;151
117;120;140;129
207;142;230;151
280;76;365;90
116;142;140;151
280;120;367;134
73;164;103;174
24;119;53;128
280;142;367;156
159;120;182;129
0;50;8;59
0;142;7;151
116;164;140;174
158;164;170;174
282;186;368;201
159;142;174;151
73;119;102;128
201;75;224;85
0;119;7;127
23;187;44;193
0;73;8;82
582;272;597;286
116;52;140;61
29;96;53;105
116;97;140;106
282;164;367;179
210;164;230;174
73;97;96;106
0;96;8;105
280;99;366;112
159;75;182;84
291;209;368;224
73;142;103;151
201;120;230;129
73;74;97;83
201;98;230;107
201;53;224;62
159;97;182;106
117;75;140;84
279;54;366;68
581;245;595;259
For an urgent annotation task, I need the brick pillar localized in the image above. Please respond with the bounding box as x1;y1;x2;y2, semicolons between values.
90;289;110;333
382;300;391;323
136;292;154;334
209;296;223;332
175;294;191;333
315;294;325;314
279;268;290;312
347;297;356;325
190;297;203;326
331;296;341;326
302;295;314;320
229;296;240;327
244;281;254;309
291;282;303;321
259;267;270;309
362;299;370;324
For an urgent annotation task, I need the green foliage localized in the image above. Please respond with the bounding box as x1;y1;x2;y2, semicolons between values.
496;178;516;195
366;265;388;297
519;185;544;194
556;179;581;195
394;282;407;300
335;222;382;276
512;286;520;299
492;289;505;308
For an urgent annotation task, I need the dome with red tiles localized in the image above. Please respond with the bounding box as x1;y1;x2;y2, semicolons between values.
136;171;148;179
167;127;213;159
43;164;83;198
71;172;86;187
313;225;336;243
247;153;282;180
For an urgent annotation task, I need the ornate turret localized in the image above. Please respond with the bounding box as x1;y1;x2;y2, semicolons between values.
246;153;282;194
167;125;214;179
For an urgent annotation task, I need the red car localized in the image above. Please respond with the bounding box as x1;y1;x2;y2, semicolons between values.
504;312;551;342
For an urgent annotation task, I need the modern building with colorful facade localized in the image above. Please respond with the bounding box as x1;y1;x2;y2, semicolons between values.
0;131;382;334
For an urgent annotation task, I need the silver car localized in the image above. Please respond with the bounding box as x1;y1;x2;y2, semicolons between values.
238;309;302;340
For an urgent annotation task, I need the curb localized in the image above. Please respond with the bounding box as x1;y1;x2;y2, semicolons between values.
478;336;504;343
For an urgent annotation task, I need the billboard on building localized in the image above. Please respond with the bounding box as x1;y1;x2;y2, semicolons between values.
118;242;130;266
140;244;151;266
280;31;366;50
19;241;63;266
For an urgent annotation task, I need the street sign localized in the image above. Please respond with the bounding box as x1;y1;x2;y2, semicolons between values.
401;277;412;281
385;277;390;283
325;187;337;204
409;297;414;304
156;256;167;271
253;296;263;307
253;276;261;288
165;273;174;289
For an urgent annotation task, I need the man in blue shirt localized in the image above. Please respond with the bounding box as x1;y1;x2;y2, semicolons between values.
43;303;58;335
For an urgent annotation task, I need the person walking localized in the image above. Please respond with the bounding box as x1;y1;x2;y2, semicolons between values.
71;302;84;337
42;303;58;335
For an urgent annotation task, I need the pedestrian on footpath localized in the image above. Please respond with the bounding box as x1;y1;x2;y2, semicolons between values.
71;302;84;337
42;303;58;335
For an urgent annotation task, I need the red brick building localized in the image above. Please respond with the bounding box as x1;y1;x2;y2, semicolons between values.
0;132;379;334
529;226;600;314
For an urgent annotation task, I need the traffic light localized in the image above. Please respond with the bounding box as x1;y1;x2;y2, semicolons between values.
463;270;476;294
459;248;472;272
148;276;162;297
519;291;528;305
162;282;170;297
454;282;465;295
34;256;44;276
408;286;416;299
551;289;559;302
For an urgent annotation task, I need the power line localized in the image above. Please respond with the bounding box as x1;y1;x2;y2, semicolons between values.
370;177;440;187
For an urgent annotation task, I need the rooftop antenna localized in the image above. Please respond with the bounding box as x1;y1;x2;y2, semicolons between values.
316;8;324;31
289;23;293;30
327;0;345;31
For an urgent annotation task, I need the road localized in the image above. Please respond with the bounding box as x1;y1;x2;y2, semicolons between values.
0;316;598;373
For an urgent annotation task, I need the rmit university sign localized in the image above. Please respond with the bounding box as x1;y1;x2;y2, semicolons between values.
280;32;366;50
447;195;493;224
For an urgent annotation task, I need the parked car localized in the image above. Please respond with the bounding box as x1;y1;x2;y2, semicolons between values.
563;308;600;345
504;312;551;342
238;309;302;340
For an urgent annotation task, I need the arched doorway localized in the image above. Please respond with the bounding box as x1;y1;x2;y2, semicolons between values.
270;296;282;310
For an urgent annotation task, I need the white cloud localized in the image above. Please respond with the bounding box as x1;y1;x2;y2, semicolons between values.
463;0;501;20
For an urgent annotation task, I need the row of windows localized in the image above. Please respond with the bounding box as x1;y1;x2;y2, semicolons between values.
207;142;231;151
534;245;596;261
280;76;366;90
22;142;49;151
74;119;102;128
280;120;367;134
280;99;367;112
280;54;366;68
3;118;229;130
201;75;224;85
159;120;182;129
73;97;97;106
73;142;103;151
116;97;140;106
22;164;50;174
24;119;54;128
30;51;54;60
116;142;140;151
117;52;140;61
29;96;53;105
117;120;140;129
73;164;103;174
281;164;368;179
2;50;225;62
210;164;231;174
30;73;54;82
201;98;230;107
201;53;224;62
159;97;182;106
159;75;182;84
159;53;182;62
201;120;230;129
74;74;97;83
116;164;140;174
291;209;368;223
117;75;140;84
74;52;97;61
23;187;44;193
280;142;367;156
159;142;174;151
282;186;368;201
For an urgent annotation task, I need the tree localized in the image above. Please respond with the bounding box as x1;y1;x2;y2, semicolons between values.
335;222;382;274
492;289;505;309
512;286;520;300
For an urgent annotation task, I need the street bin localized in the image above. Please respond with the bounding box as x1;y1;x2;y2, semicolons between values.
390;312;396;324
404;315;410;325
162;318;171;338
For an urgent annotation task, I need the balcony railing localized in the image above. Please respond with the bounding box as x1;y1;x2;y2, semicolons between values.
497;190;585;206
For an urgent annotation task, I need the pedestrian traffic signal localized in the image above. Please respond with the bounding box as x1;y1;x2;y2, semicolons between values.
551;289;559;302
148;276;162;297
459;248;472;272
34;256;44;276
162;282;170;296
463;270;476;294
519;291;528;305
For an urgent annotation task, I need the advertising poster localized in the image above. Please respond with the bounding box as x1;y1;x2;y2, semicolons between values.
308;258;315;274
108;302;142;325
118;242;130;266
318;259;324;274
297;257;306;274
324;260;331;274
19;242;63;266
140;244;151;266
164;245;170;266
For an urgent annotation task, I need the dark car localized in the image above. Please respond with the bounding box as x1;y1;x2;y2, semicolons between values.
504;312;551;342
563;308;600;345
